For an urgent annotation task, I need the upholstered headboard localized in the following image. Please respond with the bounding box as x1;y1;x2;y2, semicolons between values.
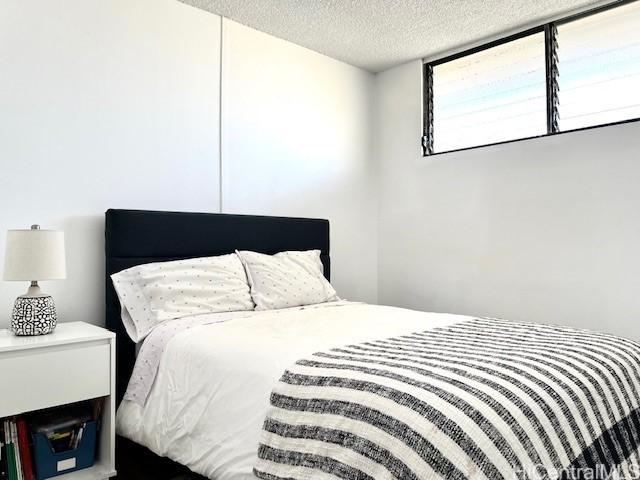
105;209;330;404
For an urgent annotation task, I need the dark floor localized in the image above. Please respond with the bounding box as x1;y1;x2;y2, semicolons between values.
116;436;208;480
116;472;195;480
117;473;194;480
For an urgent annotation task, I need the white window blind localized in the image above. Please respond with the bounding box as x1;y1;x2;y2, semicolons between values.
432;32;547;153
557;1;640;131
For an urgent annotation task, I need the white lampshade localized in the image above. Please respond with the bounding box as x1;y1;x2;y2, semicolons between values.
3;228;66;281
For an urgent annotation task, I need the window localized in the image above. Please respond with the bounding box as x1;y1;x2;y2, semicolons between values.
431;32;547;153
423;0;640;155
557;1;640;131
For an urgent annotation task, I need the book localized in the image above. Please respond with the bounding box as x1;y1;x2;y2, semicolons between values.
9;423;20;480
0;422;8;480
16;421;33;480
73;425;85;450
1;418;35;480
5;443;16;480
2;421;15;480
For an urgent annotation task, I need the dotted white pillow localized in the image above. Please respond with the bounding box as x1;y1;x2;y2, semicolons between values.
111;253;254;342
237;249;338;311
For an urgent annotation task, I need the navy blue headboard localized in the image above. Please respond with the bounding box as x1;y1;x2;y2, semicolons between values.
105;209;330;404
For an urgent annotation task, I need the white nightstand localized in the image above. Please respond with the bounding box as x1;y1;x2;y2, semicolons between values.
0;322;116;479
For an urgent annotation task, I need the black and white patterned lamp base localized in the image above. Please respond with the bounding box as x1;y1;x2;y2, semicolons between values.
11;295;57;336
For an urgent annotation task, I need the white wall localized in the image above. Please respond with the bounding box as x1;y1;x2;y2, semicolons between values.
0;0;221;328
376;60;640;339
0;2;377;328
221;19;377;303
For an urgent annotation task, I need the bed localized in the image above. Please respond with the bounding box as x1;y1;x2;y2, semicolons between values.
106;209;640;480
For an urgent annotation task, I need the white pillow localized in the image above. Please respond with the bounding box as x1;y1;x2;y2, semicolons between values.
111;253;254;342
237;249;338;310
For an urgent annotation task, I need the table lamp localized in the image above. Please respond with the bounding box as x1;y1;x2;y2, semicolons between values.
3;225;66;336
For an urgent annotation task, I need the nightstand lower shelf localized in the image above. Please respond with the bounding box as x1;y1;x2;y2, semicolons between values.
48;462;117;480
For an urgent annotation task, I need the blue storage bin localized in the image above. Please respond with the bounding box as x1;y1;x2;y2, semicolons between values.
32;420;97;480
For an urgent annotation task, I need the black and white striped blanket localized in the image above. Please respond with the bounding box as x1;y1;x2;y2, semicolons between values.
254;318;640;480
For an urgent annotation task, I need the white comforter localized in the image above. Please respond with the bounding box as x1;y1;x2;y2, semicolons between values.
116;302;466;479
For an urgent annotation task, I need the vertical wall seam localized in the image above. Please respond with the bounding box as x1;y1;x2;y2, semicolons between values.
218;15;224;213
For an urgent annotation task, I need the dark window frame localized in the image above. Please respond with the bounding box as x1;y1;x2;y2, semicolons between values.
422;0;639;156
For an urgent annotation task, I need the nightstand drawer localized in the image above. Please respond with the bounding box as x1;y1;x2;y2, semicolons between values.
0;341;110;417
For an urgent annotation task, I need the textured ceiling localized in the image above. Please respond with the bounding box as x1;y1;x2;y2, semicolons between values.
180;0;604;72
